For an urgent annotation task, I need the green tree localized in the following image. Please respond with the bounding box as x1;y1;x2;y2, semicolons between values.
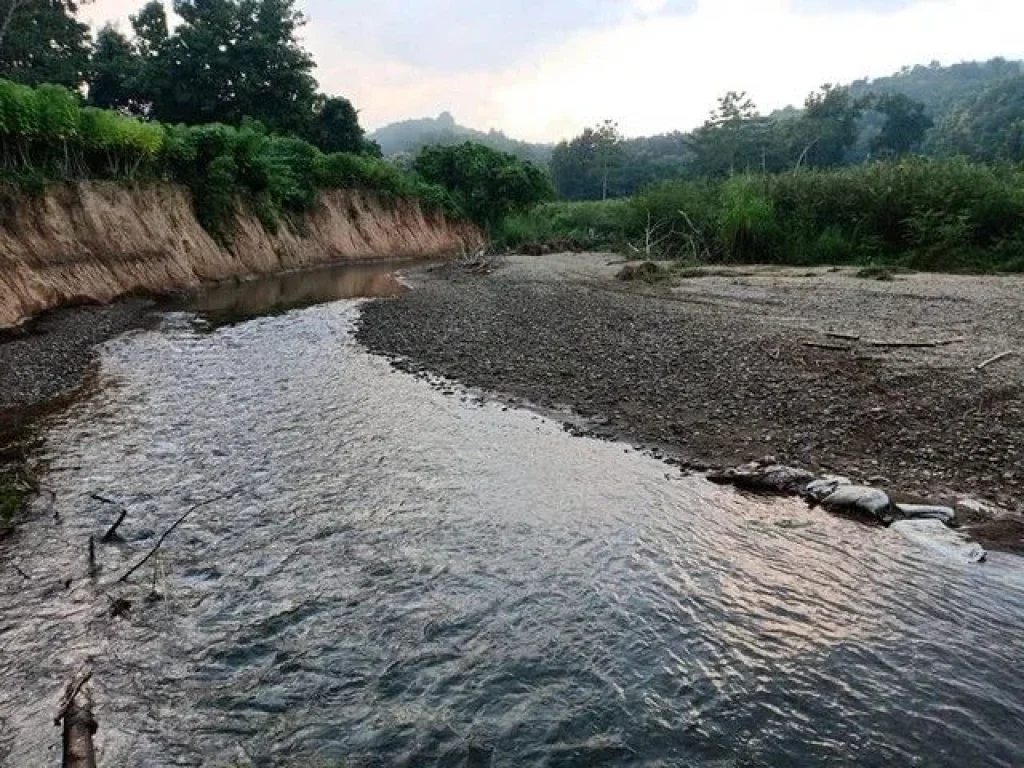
136;0;319;135
592;119;623;201
0;0;91;88
413;142;554;228
798;84;862;168
550;120;624;201
305;95;365;154
931;75;1024;163
88;25;143;112
869;92;932;157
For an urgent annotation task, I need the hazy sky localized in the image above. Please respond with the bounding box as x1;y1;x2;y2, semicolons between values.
83;0;1024;141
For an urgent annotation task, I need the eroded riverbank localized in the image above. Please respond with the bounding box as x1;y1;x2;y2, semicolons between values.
357;253;1024;551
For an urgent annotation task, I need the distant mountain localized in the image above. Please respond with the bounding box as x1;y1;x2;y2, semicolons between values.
369;112;553;166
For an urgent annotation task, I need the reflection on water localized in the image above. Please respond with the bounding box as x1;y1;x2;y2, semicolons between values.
1;299;1023;767
183;260;409;324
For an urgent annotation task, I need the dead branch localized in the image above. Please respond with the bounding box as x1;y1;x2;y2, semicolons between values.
866;337;966;349
92;494;128;542
803;341;852;351
824;331;862;341
974;351;1015;372
117;496;227;583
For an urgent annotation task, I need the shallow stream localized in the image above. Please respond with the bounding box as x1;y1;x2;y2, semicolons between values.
1;263;1023;767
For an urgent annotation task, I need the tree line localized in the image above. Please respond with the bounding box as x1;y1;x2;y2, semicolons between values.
0;0;373;154
0;1;554;234
551;63;1024;201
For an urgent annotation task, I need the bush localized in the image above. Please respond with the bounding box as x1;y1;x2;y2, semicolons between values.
0;78;472;240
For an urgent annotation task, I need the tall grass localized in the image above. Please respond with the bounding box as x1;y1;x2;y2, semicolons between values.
499;158;1024;272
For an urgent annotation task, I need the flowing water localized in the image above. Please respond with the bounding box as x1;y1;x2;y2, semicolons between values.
1;263;1024;767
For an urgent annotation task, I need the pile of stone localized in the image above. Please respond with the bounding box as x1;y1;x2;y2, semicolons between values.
708;460;987;564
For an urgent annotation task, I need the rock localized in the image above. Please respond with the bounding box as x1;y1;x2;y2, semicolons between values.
821;485;894;524
708;464;817;495
955;497;1009;521
802;476;852;503
891;519;987;564
894;503;957;526
616;261;660;282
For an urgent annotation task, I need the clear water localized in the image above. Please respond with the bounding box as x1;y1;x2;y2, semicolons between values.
2;266;1023;767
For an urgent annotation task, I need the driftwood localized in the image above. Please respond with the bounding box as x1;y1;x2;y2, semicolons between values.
92;494;128;542
974;351;1015;371
803;341;851;351
117;496;226;583
55;666;96;768
824;331;862;342
822;333;966;349
866;337;966;349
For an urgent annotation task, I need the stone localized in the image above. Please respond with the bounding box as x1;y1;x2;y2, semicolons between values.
894;503;957;526
708;464;817;495
802;476;852;503
821;485;894;523
891;519;987;564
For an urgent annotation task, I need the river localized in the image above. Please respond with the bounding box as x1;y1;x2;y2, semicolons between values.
1;263;1023;767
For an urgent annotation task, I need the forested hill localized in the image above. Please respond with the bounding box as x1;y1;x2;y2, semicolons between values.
370;112;553;166
847;58;1024;120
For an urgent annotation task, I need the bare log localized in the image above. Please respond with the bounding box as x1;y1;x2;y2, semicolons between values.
974;351;1015;372
55;663;97;766
117;496;226;583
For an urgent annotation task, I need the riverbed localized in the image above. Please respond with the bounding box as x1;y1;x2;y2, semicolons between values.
2;264;1023;767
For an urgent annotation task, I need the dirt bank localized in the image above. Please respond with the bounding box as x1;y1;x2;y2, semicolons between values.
357;254;1024;550
0;181;482;328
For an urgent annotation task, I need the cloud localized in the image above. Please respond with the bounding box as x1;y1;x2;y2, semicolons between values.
81;0;1024;142
304;0;695;72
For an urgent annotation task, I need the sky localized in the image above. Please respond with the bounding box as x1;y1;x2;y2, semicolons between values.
82;0;1024;142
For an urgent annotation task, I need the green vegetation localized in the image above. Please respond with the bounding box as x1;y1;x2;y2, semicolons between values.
0;78;463;238
0;480;26;529
501;158;1024;272
413;142;555;230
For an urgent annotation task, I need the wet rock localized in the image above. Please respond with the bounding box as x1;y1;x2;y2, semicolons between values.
821;485;895;524
894;503;957;526
892;519;987;564
707;463;817;495
803;476;852;503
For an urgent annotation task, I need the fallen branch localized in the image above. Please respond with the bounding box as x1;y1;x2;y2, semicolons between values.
803;341;852;351
91;495;129;543
824;331;862;342
117;496;226;583
974;350;1015;372
866;337;966;349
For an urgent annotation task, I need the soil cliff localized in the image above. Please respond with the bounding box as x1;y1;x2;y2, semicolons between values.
0;181;482;326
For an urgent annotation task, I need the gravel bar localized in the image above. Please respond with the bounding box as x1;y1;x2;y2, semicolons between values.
357;253;1023;546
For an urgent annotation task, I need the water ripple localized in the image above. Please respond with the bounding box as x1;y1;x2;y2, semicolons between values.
1;299;1023;767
